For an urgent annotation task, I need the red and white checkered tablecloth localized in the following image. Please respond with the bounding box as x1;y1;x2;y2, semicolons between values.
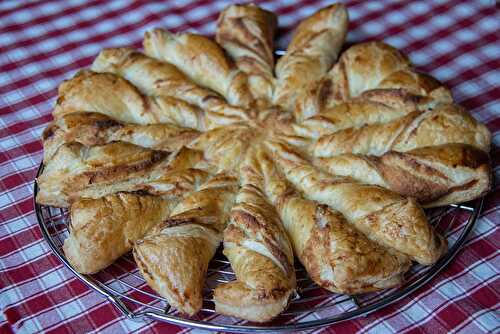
1;0;499;333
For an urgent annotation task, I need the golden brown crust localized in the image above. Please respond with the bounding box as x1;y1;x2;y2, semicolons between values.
267;140;446;265
284;200;411;293
144;29;254;109
372;144;491;207
64;192;170;274
43;112;200;163
54;70;207;130
92;48;251;128
293;93;419;138
134;227;219;315
216;4;277;102
188;124;259;172
327;41;451;103
295;42;453;120
257;147;410;294
274;4;348;112
37;142;169;207
213;149;296;322
36;3;494;323
312;103;491;157
213;281;293;323
92;47;208;101
134;174;238;315
36;143;208;207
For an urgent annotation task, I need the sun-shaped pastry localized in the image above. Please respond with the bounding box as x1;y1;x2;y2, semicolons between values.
36;3;491;323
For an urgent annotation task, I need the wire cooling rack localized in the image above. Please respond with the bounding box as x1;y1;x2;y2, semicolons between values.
34;163;484;332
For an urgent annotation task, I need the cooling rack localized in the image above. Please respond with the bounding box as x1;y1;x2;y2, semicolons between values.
34;163;484;332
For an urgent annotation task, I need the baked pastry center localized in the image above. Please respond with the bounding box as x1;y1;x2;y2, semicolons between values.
36;3;491;323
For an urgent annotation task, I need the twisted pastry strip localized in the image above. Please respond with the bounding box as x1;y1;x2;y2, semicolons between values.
214;148;296;323
144;29;255;109
53;70;206;130
256;147;410;294
312;103;491;157
316;144;491;207
42;112;200;163
134;173;238;315
267;141;446;265
216;4;277;102
289;90;491;206
37;142;209;207
293;89;438;138
92;48;250;128
295;42;453;120
274;4;348;113
64;192;171;274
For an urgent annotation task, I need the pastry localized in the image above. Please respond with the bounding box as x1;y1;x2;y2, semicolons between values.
34;2;491;323
311;103;491;157
134;173;238;315
292;89;440;139
274;4;348;113
267;141;447;265
294;41;453;120
257;146;411;293
37;143;208;207
187;124;257;172
42;112;200;162
216;4;277;103
213;148;296;322
287;87;492;206
54;70;207;130
64;192;170;274
316;144;491;207
92;47;251;128
144;29;255;109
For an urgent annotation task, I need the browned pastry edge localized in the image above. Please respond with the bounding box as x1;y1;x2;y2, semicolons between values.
213;148;296;322
216;3;277;103
315;143;492;207
274;3;348;113
266;140;447;265
375;144;492;207
63;192;170;274
133;173;238;315
256;146;411;294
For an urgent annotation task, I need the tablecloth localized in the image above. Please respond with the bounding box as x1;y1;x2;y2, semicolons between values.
0;0;499;333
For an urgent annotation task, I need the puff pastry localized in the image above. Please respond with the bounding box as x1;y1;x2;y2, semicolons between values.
311;103;491;157
292;89;435;138
267;141;447;265
133;173;238;315
214;148;296;322
34;2;492;323
274;4;348;112
144;29;254;109
257;147;410;293
92;48;250;128
316;144;491;207
287;88;492;206
53;70;207;130
37;142;208;207
42;112;200;163
188;124;258;172
295;41;453;120
216;4;277;103
64;192;170;274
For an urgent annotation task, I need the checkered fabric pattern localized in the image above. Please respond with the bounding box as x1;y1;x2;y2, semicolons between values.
1;0;499;333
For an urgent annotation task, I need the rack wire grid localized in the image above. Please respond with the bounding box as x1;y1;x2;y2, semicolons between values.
34;163;484;332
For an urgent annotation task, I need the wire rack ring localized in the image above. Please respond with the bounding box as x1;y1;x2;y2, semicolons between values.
34;162;483;333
